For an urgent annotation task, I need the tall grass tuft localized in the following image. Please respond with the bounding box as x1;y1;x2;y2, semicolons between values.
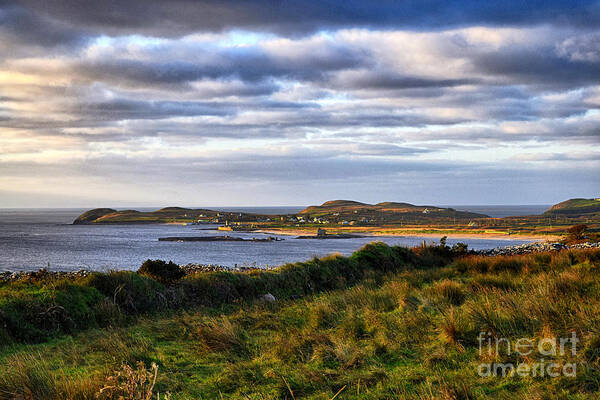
194;317;250;356
432;280;466;306
0;353;99;399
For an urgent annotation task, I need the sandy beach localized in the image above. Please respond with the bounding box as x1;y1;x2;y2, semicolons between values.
255;228;560;242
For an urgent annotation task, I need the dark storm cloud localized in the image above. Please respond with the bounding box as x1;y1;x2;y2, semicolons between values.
192;81;280;98
557;32;600;62
9;0;600;40
0;99;234;131
0;96;320;135
73;44;367;87
478;97;592;121
70;97;320;121
473;45;600;88
332;73;479;91
74;99;234;120
0;4;89;49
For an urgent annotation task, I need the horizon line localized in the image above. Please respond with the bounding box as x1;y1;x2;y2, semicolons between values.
0;203;554;210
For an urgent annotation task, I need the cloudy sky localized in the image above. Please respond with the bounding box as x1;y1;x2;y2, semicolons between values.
1;1;599;207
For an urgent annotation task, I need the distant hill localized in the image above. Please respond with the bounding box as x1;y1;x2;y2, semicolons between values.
544;198;600;216
299;200;489;220
300;200;442;214
72;207;271;224
300;200;373;214
74;207;213;224
73;208;118;224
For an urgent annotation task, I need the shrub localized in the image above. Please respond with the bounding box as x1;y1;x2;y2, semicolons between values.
0;283;103;343
138;259;185;284
451;242;469;254
86;271;165;314
96;361;161;400
565;224;588;244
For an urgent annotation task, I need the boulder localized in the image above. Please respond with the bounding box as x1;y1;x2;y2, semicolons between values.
259;293;276;303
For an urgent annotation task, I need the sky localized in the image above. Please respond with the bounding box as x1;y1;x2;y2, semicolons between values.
0;1;599;207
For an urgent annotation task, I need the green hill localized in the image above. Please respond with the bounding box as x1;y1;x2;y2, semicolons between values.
300;200;488;220
72;208;117;224
544;198;600;215
300;200;372;214
72;207;265;224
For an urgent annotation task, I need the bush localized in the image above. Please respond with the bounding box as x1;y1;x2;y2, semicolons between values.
97;361;159;400
86;271;165;314
565;224;588;244
138;259;185;284
0;283;103;343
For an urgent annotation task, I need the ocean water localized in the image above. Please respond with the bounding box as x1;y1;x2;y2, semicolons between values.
448;205;551;218
0;207;544;272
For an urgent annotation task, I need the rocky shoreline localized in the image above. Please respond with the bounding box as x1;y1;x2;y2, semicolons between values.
0;262;276;284
158;235;283;242
2;242;598;284
295;233;366;239
476;241;600;256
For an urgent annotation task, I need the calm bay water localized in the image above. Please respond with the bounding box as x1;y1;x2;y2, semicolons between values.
0;206;546;272
449;204;550;218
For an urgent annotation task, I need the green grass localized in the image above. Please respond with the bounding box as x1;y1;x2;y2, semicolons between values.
1;247;600;398
557;199;600;209
545;198;600;216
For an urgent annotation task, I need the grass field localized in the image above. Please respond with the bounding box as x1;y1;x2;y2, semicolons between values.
1;246;600;399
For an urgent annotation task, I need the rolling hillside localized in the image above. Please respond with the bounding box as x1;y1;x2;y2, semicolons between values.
299;200;489;221
544;198;600;216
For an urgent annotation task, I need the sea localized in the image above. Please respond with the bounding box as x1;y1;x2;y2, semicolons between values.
0;205;550;272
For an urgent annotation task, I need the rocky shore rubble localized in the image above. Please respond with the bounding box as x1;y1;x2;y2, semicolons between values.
478;241;600;256
0;268;92;283
180;263;276;273
0;263;276;283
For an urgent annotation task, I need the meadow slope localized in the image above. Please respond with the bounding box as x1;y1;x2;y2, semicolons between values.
1;245;600;399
